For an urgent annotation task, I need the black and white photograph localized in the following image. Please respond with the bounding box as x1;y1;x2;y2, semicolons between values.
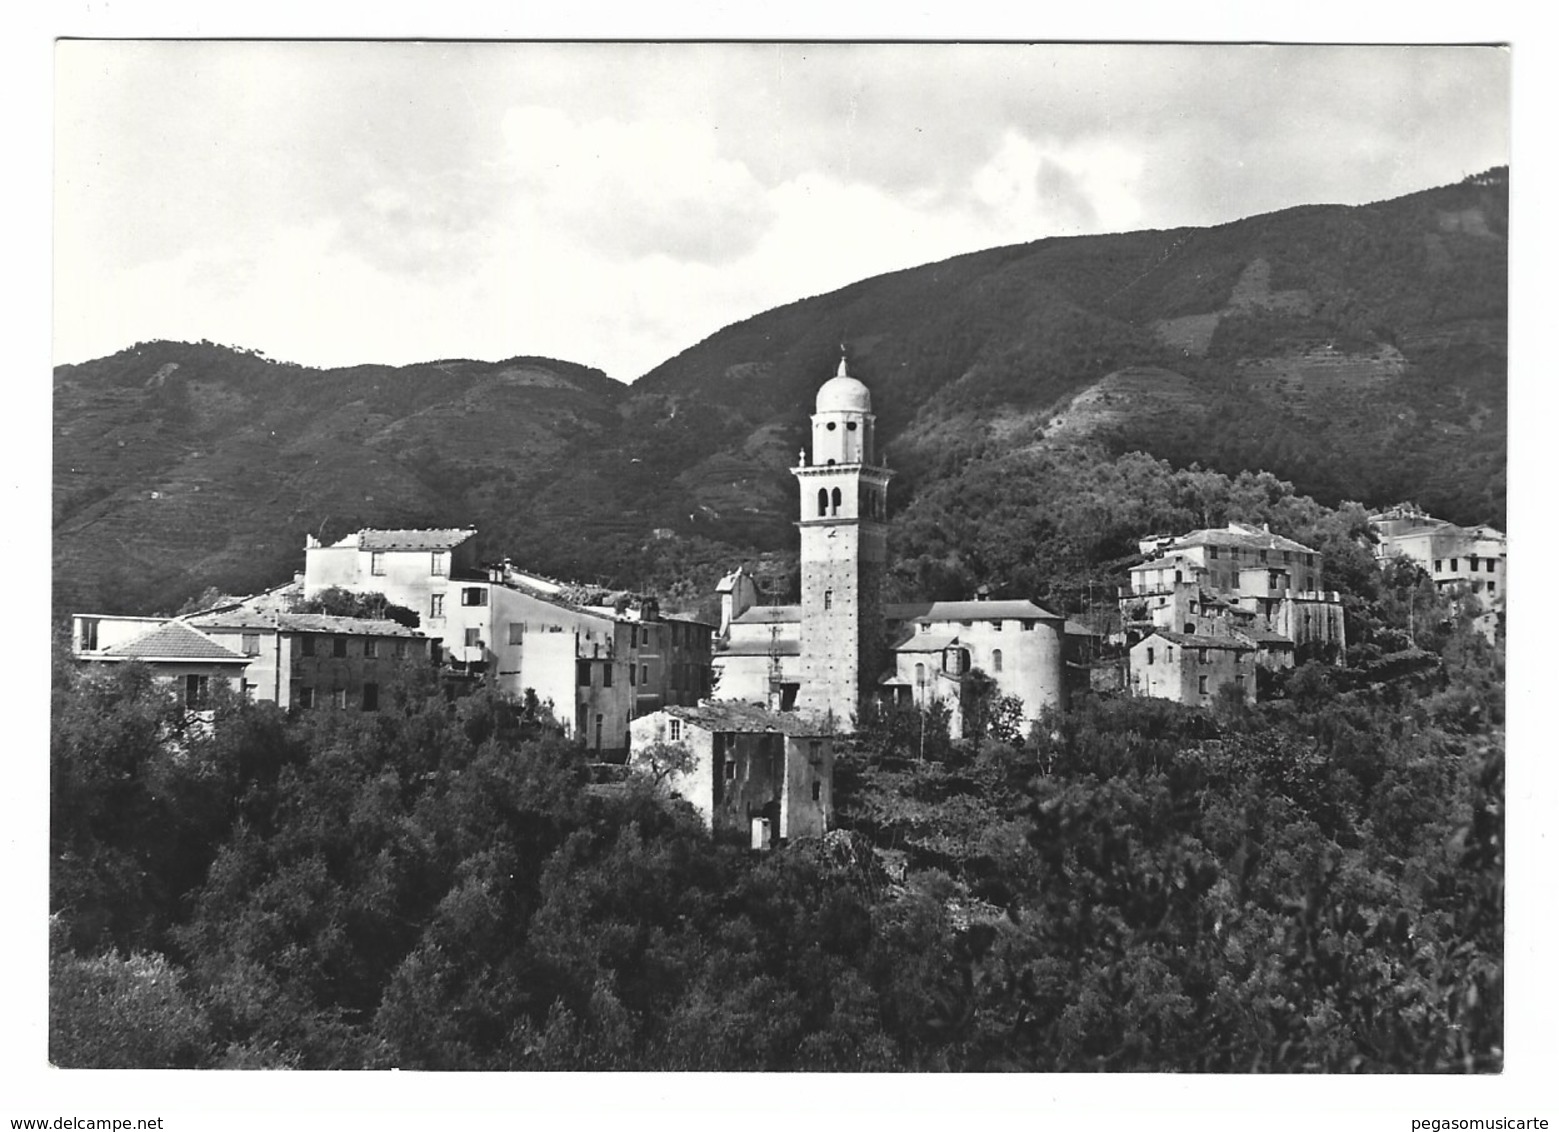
13;8;1547;1129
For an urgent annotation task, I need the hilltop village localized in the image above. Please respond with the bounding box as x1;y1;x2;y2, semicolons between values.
69;356;1506;847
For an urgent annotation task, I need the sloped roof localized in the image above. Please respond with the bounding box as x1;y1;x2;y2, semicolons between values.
189;610;424;638
732;604;801;625
889;599;1062;622
890;629;962;653
1137;630;1254;652
717;636;801;657
101;621;250;663
353;528;477;551
659;701;825;737
1174;524;1316;555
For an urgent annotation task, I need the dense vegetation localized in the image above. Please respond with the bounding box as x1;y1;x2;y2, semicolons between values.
50;497;1503;1070
53;171;1506;621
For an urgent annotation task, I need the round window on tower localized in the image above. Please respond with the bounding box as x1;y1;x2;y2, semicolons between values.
846;421;858;431
826;422;837;431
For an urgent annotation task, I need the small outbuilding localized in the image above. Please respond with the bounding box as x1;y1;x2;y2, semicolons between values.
629;701;833;847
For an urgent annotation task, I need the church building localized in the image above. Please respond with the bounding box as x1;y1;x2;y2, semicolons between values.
711;354;1068;734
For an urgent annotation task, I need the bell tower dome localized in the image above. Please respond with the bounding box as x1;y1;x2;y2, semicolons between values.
792;349;892;728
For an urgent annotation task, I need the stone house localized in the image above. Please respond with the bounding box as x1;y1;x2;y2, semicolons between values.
70;617;250;708
1129;630;1258;706
1369;503;1506;621
629;701;833;846
1121;521;1346;662
304;528;715;758
185;607;431;709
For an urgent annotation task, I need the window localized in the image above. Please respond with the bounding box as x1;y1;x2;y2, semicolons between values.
724;760;736;780
361;638;376;658
242;632;261;656
914;662;925;685
1236;674;1246;689
846;420;857;431
831;487;842;515
1198;675;1209;696
1434;559;1443;572
1450;558;1459;572
509;622;524;646
297;686;315;708
670;718;682;742
629;625;637;648
1146;647;1155;665
464;628;480;648
242;681;256;701
594;714;603;750
602;664;613;688
1165;647;1173;663
1259;550;1268;563
394;640;408;658
429;594;444;618
430;551;447;576
641;664;648;685
1209;546;1219;559
1469;557;1480;572
184;674;209;708
371;551;385;576
818;488;828;517
461;587;488;606
301;636;316;657
990;620;1003;632
1021;620;1034;631
809;740;822;764
577;660;591;687
1199;648;1209;663
629;665;637;686
333;688;347;709
812;781;822;801
824;589;833;611
992;648;1003;672
333;637;348;658
79;618;99;650
362;683;379;711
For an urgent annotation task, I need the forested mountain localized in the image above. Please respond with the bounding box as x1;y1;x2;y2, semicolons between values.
52;169;1506;618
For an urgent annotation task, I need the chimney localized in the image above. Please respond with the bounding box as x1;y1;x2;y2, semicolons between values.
975;584;990;602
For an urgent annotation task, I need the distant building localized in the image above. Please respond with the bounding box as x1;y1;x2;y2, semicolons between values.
629;702;833;846
1129;630;1258;706
709;357;1069;735
72;607;431;712
1369;504;1505;633
1117;521;1344;704
185;607;431;709
303;528;714;758
70;616;251;709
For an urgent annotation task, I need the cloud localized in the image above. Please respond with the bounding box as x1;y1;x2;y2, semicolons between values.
500;106;775;265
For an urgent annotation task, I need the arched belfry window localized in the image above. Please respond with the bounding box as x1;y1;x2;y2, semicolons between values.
831;487;841;516
818;488;828;517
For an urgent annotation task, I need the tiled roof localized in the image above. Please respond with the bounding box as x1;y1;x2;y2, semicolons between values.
1138;630;1254;652
890;629;961;653
889;600;1062;622
717;637;801;657
355;528;477;551
101;621;250;662
189;610;424;638
660;701;826;737
1174;525;1316;555
731;605;801;625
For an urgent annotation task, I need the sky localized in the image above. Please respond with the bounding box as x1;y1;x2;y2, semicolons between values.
53;41;1510;383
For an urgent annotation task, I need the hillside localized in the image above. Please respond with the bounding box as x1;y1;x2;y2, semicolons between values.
53;342;627;616
52;169;1507;618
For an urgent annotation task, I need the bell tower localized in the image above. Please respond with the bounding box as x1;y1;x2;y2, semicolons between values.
793;350;892;728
